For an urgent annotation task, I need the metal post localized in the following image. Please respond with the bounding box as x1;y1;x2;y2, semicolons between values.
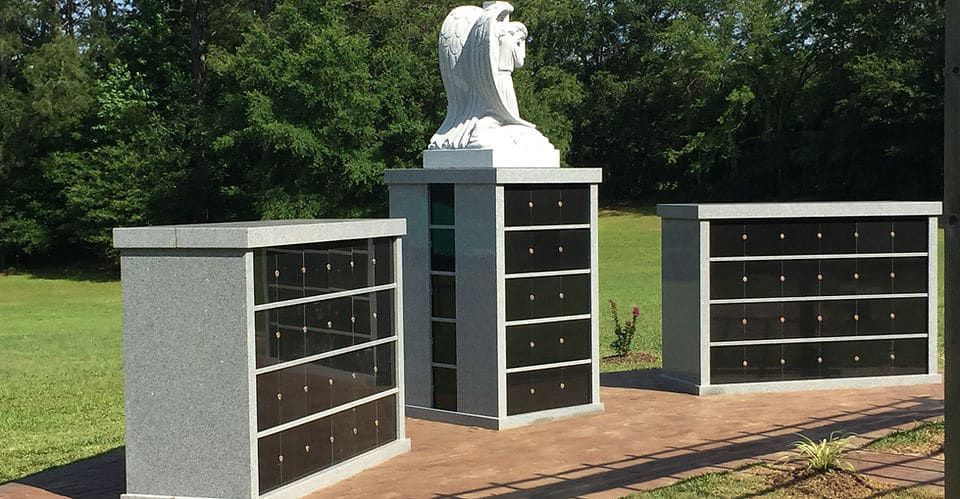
944;0;960;493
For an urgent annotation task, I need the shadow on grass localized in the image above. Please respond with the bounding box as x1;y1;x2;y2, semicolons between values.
5;266;120;283
0;447;124;498
600;204;658;217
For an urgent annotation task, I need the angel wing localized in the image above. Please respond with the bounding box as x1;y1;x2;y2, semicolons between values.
434;6;484;144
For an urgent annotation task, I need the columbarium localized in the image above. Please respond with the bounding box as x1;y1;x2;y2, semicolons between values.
658;202;942;395
114;220;409;498
386;1;603;429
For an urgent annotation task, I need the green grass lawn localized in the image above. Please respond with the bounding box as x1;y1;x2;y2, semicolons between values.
866;419;944;456
0;273;124;482
624;464;939;499
0;208;947;481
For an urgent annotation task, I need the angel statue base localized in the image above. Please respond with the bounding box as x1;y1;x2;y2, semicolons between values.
423;1;560;169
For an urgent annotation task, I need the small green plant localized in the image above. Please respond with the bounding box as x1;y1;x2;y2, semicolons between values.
781;432;857;473
609;300;639;357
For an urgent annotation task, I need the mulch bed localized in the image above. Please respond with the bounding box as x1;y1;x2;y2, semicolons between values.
602;352;660;366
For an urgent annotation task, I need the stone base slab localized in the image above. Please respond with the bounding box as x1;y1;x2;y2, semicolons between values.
407;403;604;431
659;373;943;396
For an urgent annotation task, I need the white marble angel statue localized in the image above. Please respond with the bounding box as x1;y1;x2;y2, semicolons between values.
425;1;559;168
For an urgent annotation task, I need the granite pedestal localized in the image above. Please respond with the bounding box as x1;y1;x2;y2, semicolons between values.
658;202;943;395
114;220;409;498
387;168;603;429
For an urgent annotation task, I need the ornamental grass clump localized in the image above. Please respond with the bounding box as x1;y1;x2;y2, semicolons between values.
783;432;857;473
609;300;639;357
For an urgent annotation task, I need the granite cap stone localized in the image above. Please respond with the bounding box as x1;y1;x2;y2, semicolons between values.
657;201;943;220
385;167;602;185
113;219;407;249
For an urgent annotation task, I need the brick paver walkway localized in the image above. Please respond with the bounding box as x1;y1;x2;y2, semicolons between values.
0;372;944;498
848;450;944;490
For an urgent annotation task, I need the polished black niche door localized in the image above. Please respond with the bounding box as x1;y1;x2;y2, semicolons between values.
504;185;590;227
506;365;591;415
256;343;395;432
254;239;394;305
256;395;398;494
255;290;395;368
505;274;590;321
506;319;591;368
505;229;590;274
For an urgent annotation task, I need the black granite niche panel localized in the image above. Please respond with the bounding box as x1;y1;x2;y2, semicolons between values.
505;274;590;321
710;218;928;258
711;257;928;300
431;275;456;319
710;261;782;299
255;290;395;368
506;364;591;415
504;185;590;227
506;319;591;368
432;321;457;365
432;366;457;411
430;228;455;272
257;395;398;494
430;184;455;226
505;229;590;274
256;343;395;431
710;339;927;385
254;239;394;305
893;219;929;252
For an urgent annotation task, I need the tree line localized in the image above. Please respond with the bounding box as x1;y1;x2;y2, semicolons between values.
0;0;944;264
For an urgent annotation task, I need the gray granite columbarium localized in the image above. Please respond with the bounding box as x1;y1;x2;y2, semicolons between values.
385;2;603;430
114;220;409;498
658;202;942;395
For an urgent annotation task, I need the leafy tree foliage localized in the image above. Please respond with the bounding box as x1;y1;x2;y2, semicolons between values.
0;0;946;263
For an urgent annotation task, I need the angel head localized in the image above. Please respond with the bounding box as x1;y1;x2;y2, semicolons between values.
498;21;528;71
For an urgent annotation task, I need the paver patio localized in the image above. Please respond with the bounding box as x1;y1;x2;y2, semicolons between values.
0;371;944;499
